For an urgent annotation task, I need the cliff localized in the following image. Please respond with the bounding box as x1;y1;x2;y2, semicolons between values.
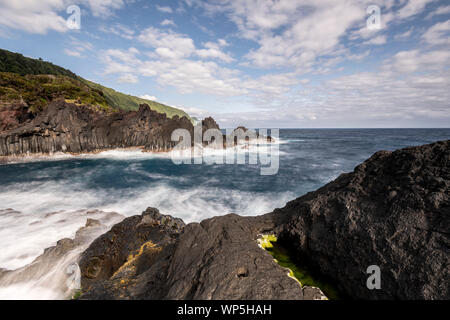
77;140;449;300
0;99;218;157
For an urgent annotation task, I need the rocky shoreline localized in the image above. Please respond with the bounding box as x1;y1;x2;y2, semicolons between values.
0;99;272;162
64;141;450;299
0;100;219;158
1;140;448;300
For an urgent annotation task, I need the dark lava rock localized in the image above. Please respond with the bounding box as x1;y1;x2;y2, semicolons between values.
79;208;185;293
201;116;220;132
0;101;33;132
80;140;449;300
80;211;316;300
0;100;212;157
275;140;450;300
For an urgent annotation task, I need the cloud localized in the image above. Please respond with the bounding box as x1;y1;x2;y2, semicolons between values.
426;5;450;19
64;49;82;57
118;73;138;83
161;19;176;27
98;1;449;127
0;1;68;34
156;5;173;14
396;0;436;20
422;20;450;45
100;23;135;39
140;94;157;101
387;49;450;73
196;41;234;62
83;0;125;17
63;37;94;57
0;0;127;35
363;35;387;45
138;27;196;58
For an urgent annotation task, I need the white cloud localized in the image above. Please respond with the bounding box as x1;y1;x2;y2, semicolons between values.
422;20;450;45
140;94;157;101
0;0;127;35
197;41;234;62
63;37;94;57
394;28;414;40
100;23;135;39
96;1;449;127
64;49;82;57
396;0;436;20
387;49;450;73
83;0;125;17
426;5;450;19
363;35;387;45
0;0;68;34
156;5;173;14
138;27;196;58
194;0;371;70
161;19;176;27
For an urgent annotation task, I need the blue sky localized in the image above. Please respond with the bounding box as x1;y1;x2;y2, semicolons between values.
0;0;449;128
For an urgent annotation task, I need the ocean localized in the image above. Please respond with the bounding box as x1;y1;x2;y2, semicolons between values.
0;128;449;298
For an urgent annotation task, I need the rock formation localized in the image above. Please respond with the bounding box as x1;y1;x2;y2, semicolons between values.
0;99;246;159
78;140;449;300
0;100;197;157
274;139;450;300
79;208;324;300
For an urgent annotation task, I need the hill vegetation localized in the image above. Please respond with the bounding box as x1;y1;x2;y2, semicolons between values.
0;48;190;119
0;72;110;113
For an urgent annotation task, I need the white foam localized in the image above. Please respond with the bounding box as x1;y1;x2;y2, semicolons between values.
0;284;61;300
0;208;123;270
0;141;293;299
1;140;285;165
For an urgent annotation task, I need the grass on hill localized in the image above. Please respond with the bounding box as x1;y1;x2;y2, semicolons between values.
0;72;111;113
0;48;190;119
82;79;190;118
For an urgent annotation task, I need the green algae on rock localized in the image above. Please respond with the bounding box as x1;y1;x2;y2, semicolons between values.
258;234;340;300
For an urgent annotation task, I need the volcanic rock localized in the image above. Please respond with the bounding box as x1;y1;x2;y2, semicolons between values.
0;100;197;157
274;140;450;299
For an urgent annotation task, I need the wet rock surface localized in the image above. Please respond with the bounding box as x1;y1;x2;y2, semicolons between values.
79;140;449;300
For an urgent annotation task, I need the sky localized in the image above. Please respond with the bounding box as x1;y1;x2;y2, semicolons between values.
0;0;449;128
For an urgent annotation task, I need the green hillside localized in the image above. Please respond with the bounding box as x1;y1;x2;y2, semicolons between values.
0;48;190;119
0;72;111;113
83;79;189;118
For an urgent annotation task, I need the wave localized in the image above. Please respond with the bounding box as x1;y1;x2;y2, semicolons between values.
1;138;285;165
0;208;123;270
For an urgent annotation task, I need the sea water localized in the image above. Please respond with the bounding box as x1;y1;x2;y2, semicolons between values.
0;128;449;298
